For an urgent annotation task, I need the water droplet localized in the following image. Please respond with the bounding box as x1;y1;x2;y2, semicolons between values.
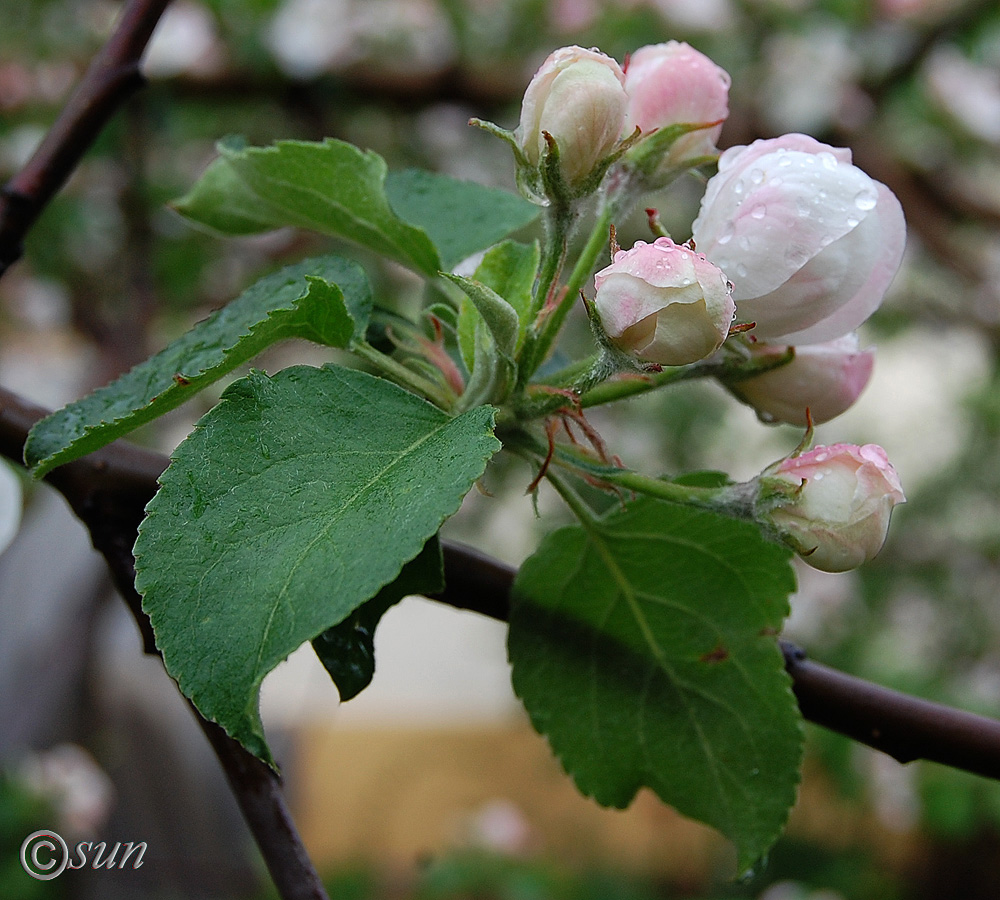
778;155;793;167
736;262;748;278
733;180;745;196
717;221;735;245
738;235;751;251
750;204;766;220
749;168;764;185
846;215;859;228
854;188;877;211
818;151;838;169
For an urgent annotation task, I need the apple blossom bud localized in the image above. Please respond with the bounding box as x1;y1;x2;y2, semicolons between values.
516;45;628;186
729;333;875;426
691;134;906;345
765;443;905;572
624;41;731;167
593;237;736;366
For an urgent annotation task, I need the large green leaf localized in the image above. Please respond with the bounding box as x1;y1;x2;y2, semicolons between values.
174;138;440;275
135;365;499;764
312;536;443;702
25;256;370;477
173;140;539;276
384;169;539;271
508;497;801;873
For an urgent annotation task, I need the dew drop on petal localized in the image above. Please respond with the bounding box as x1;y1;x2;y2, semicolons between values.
818;152;838;169
854;188;877;211
847;216;859;228
738;235;751;251
749;168;764;185
736;262;748;277
717;221;735;245
750;204;766;220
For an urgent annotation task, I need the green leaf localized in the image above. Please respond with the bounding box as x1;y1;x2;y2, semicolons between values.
312;535;443;702
384;170;539;271
177;138;442;276
170;153;283;235
25;256;371;477
457;240;539;372
135;365;500;764
442;274;519;360
508;497;801;873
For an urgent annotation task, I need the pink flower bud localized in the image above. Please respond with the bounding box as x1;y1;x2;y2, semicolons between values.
624;41;731;166
516;46;628;185
731;333;875;426
691;134;906;345
593;237;736;366
768;443;905;572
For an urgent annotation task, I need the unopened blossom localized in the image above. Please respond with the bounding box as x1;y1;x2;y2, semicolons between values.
691;134;906;345
593;237;735;366
516;45;628;185
729;333;875;425
766;442;905;572
624;41;731;167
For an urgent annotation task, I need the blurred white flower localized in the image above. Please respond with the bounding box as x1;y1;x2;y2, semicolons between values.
143;1;224;78
267;0;354;79
18;744;114;838
0;459;21;556
925;46;1000;144
762;26;859;134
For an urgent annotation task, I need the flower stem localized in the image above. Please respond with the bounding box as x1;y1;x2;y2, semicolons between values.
353;342;454;410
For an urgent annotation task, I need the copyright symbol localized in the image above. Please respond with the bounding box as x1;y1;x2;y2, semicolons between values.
20;830;69;880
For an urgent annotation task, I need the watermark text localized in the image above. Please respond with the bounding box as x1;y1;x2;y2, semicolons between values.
20;830;146;880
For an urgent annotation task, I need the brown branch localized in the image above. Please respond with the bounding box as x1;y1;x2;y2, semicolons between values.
0;0;173;276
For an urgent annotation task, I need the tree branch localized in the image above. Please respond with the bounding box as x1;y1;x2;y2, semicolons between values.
433;543;1000;780
0;0;173;276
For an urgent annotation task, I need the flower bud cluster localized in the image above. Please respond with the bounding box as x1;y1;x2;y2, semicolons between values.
506;41;910;574
515;41;730;198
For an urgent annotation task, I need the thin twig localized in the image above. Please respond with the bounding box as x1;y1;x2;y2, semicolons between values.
0;0;173;276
